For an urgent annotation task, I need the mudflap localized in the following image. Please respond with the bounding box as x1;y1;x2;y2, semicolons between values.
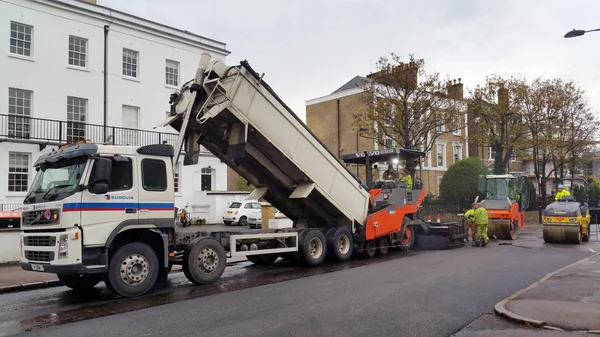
415;219;467;250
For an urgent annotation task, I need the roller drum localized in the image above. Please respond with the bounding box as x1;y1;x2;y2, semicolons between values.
488;220;519;240
542;224;581;244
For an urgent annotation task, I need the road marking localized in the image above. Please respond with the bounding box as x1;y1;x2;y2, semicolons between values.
589;246;596;253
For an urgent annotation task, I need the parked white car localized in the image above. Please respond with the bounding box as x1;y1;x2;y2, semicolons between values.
222;200;262;226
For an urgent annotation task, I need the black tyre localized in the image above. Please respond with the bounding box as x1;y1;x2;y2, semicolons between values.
399;217;415;251
182;237;227;285
57;274;102;290
377;237;389;255
326;226;354;262
104;242;159;298
157;261;173;283
238;216;247;226
364;241;376;258
247;253;278;265
298;229;327;266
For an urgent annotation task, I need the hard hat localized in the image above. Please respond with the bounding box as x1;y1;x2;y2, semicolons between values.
558;184;564;189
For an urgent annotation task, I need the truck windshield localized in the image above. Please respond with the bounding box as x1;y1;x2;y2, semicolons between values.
24;157;88;204
487;178;517;201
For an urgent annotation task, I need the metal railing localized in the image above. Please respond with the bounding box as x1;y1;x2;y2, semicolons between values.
0;202;22;211
0;114;212;153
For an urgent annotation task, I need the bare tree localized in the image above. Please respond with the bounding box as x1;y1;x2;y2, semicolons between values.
469;75;529;174
353;53;464;174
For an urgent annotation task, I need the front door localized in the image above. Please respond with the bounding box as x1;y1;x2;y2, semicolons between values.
79;155;138;246
137;156;175;226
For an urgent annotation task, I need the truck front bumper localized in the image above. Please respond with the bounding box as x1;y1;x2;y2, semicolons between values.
20;227;108;275
20;262;106;274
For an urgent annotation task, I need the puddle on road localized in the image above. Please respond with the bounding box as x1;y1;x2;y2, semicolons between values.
16;250;418;334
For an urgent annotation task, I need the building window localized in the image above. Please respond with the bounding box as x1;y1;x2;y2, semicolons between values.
201;167;213;191
383;104;394;127
122;48;139;78
8;153;29;192
122;105;140;145
452;117;461;136
68;36;87;67
141;159;167;191
67;96;87;142
165;59;179;86
488;145;496;160
436;121;445;133
8;88;32;139
174;163;180;193
383;136;394;149
436;143;446;168
10;22;32;57
453;143;463;162
438;176;443;195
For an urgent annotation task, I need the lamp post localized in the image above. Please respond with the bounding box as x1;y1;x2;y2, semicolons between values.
564;28;600;38
356;127;368;175
504;112;519;174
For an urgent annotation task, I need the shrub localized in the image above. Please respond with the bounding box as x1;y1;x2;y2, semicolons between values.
439;157;490;211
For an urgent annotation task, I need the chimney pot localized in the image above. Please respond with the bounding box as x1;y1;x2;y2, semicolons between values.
458;78;461;83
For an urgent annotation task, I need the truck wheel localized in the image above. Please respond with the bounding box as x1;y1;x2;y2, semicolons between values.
182;237;227;285
364;241;376;258
326;227;353;262
105;242;159;298
298;229;326;266
57;274;102;290
399;218;415;251
377;237;389;255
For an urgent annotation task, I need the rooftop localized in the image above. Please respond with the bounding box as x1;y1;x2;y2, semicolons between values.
25;0;230;55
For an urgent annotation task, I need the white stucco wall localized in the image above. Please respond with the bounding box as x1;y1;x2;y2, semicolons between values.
0;230;20;264
0;0;231;211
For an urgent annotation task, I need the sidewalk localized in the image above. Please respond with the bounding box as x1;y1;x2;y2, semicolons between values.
0;255;248;294
495;252;600;332
0;264;60;293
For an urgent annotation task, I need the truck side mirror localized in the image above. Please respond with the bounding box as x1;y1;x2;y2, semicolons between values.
88;158;112;194
91;183;109;195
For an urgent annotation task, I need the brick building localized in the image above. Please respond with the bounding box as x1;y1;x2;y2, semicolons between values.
305;66;469;195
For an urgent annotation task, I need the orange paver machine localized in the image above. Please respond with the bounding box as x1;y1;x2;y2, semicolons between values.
341;147;467;256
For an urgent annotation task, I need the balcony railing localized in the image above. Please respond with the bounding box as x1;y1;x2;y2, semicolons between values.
0;113;184;147
0;114;219;157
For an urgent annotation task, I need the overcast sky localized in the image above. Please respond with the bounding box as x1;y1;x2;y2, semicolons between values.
100;0;600;122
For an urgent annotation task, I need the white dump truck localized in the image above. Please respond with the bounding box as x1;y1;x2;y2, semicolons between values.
19;53;463;298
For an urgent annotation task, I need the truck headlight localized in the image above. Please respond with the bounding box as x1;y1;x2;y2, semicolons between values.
59;235;68;254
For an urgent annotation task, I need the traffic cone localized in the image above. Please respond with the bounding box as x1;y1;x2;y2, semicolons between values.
437;214;441;223
427;215;431;222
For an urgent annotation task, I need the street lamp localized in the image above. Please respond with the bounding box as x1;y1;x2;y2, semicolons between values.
504;112;520;174
564;28;600;38
356;127;368;175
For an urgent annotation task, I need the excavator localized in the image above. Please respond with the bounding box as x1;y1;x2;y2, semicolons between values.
542;178;591;244
478;174;530;240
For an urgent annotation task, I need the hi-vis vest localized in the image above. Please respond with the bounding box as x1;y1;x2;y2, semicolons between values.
473;207;488;225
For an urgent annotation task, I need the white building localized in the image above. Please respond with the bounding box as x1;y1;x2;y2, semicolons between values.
0;0;234;223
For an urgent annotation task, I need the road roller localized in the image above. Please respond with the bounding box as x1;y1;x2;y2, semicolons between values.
542;178;591;244
478;174;530;240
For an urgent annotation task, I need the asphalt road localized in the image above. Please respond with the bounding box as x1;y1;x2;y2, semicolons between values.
3;226;598;337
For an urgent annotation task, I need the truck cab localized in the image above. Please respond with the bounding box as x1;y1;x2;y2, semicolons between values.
20;141;175;296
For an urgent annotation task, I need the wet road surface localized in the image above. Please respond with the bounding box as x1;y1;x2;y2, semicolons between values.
3;226;598;337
